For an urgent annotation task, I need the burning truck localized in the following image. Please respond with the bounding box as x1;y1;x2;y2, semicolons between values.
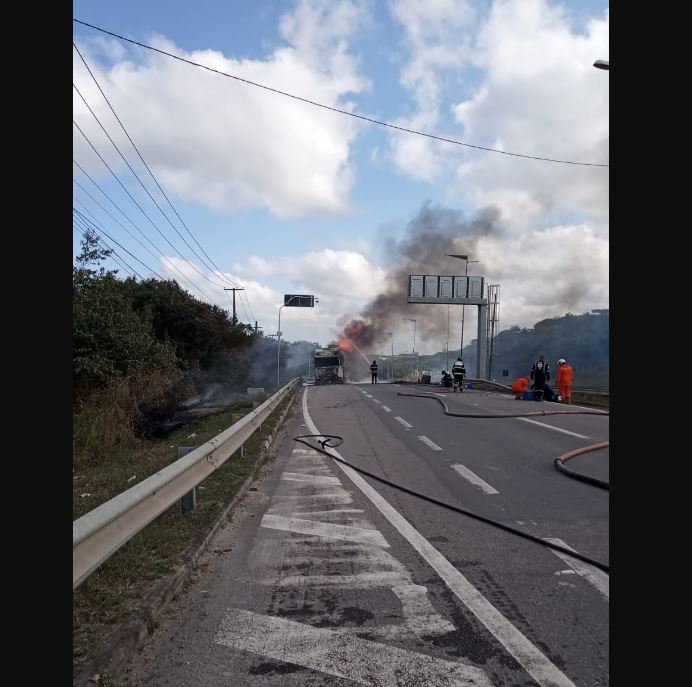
314;347;346;384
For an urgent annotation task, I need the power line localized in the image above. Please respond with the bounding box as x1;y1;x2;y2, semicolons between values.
73;187;239;329
72;119;231;293
73;18;609;168
73;189;165;266
73;41;243;291
73;80;238;289
73;220;140;278
75;180;254;328
237;285;255;323
73;218;245;335
73;208;167;279
73;216;137;277
73;43;258;323
72;170;218;302
74;211;253;335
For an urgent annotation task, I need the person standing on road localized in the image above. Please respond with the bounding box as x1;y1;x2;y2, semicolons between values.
452;357;466;392
530;355;550;400
370;360;378;384
556;358;574;404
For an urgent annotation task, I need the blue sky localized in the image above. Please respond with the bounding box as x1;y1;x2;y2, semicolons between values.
73;0;609;352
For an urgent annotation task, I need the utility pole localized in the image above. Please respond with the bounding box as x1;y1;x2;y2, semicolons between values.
223;287;245;325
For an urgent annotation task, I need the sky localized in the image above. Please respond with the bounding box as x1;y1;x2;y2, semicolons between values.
72;0;609;355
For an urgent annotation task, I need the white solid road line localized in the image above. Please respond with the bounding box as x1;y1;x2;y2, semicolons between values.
517;417;589;439
394;416;413;428
215;608;491;687
261;514;390;548
451;464;499;494
418;435;443;451
303;388;577;687
543;537;609;600
381;405;392;412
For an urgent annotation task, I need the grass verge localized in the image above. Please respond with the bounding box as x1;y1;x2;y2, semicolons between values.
73;392;293;678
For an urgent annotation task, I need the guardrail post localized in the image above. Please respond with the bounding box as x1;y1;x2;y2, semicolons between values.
176;447;197;513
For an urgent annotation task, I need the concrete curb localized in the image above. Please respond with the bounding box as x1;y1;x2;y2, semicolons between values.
74;389;299;686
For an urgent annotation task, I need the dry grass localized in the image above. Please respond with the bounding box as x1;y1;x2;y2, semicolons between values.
73;391;292;678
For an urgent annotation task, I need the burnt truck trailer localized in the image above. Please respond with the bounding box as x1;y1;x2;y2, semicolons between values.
314;347;346;384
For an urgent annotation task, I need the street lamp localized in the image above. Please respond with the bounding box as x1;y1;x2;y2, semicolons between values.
593;59;609;70
444;254;479;356
277;296;318;388
402;318;416;354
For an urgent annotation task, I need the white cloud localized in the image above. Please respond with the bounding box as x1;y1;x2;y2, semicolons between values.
450;0;609;228
386;0;609;229
73;0;370;219
386;0;477;180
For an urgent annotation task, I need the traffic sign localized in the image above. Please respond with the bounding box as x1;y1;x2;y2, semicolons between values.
284;294;315;307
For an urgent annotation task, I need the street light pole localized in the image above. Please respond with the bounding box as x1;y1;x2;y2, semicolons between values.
277;302;288;389
276;296;318;388
402;318;416;354
385;332;393;379
446;305;450;370
444;254;479;357
460;259;479;355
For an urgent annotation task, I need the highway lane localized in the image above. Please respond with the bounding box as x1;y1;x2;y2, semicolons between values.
127;383;608;686
306;383;609;685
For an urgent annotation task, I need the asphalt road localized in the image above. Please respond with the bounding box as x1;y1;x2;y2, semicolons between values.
128;383;609;686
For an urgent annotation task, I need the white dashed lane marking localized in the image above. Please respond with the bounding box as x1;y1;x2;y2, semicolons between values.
451;464;499;494
418;435;443;451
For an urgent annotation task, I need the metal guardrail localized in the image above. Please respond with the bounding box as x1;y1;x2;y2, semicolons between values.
73;378;300;589
468;379;609;394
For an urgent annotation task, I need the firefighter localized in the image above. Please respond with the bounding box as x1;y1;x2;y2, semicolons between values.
556;358;574;404
370;360;378;384
511;375;531;399
530;355;550;401
452;357;466;392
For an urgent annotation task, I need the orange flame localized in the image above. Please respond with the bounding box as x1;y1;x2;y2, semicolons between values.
338;340;354;353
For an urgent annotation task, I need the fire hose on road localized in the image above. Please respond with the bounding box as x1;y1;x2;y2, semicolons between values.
397;391;609;489
396;391;609;419
294;434;609;573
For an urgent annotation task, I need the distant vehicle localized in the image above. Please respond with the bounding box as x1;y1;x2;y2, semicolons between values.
314;347;346;384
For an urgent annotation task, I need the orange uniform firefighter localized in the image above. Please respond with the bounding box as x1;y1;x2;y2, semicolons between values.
556;359;574;404
511;375;531;399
